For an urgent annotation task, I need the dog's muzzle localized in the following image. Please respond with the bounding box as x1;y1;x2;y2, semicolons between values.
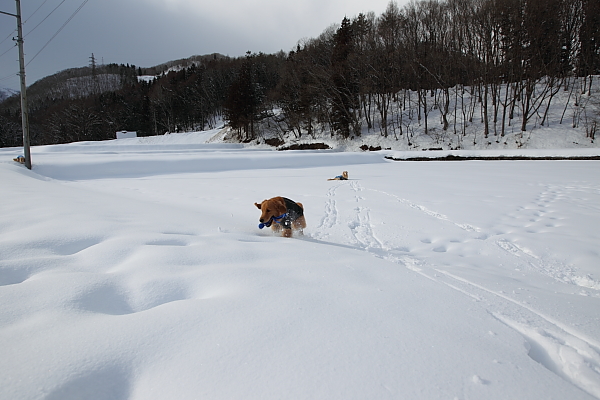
258;213;287;229
258;218;273;229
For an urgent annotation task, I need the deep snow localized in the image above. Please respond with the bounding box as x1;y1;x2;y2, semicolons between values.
1;129;600;400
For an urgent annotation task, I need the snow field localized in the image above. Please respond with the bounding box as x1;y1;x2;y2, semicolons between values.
0;133;599;399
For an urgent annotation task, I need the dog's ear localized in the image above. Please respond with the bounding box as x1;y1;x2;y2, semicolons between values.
274;197;287;215
254;202;263;209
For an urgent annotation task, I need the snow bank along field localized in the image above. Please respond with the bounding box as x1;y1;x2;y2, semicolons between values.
1;129;600;400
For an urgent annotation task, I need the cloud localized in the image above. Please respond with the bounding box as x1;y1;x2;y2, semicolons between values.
0;0;400;90
141;0;394;50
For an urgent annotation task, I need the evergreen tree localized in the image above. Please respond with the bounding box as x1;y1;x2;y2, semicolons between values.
330;17;359;138
224;53;265;141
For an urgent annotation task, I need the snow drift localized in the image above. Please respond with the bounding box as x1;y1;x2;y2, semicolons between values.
1;130;599;400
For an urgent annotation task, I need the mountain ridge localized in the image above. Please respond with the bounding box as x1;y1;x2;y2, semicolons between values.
0;53;228;104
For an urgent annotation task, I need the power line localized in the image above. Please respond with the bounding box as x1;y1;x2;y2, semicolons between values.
23;0;51;24
1;0;65;63
1;0;33;169
0;0;52;48
25;0;68;38
0;0;56;58
0;28;17;47
0;42;16;59
26;0;92;67
1;0;93;85
0;72;18;83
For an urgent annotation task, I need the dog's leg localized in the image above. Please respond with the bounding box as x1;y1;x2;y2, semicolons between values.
282;228;292;238
291;216;305;236
295;216;307;230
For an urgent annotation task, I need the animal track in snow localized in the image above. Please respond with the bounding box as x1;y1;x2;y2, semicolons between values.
320;185;340;230
497;237;600;290
496;239;539;259
310;178;600;397
317;180;387;251
349;180;363;192
410;266;600;399
313;183;348;241
347;206;385;251
315;180;480;257
508;183;599;232
492;312;600;399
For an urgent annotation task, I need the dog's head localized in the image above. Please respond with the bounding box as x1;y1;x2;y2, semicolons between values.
254;197;287;224
342;171;348;179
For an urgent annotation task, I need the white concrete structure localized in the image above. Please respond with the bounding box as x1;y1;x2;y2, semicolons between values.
116;131;137;139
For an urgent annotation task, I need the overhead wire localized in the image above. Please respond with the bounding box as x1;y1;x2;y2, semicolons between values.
0;72;18;83
1;0;93;88
24;0;52;24
26;0;92;67
0;28;17;47
0;0;53;51
0;0;56;62
0;43;16;59
25;0;68;38
0;10;17;68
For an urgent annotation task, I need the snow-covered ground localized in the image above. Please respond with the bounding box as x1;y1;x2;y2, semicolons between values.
243;76;600;153
1;129;600;400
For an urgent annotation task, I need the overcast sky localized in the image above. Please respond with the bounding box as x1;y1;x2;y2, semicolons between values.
0;0;403;92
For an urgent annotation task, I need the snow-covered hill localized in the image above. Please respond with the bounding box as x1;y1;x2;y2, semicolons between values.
0;87;17;102
1;131;599;399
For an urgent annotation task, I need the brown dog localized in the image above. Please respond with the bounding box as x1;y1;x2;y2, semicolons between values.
255;196;306;238
327;171;348;180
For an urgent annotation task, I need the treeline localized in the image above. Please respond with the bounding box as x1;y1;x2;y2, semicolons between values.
0;57;250;146
1;0;599;148
273;0;600;143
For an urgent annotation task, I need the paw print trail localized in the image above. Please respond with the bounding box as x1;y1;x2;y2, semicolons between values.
307;174;600;399
312;184;341;241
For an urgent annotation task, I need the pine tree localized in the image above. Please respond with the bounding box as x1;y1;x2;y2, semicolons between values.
330;17;359;138
224;53;265;141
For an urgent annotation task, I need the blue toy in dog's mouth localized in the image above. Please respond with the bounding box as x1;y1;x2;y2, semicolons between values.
258;213;287;229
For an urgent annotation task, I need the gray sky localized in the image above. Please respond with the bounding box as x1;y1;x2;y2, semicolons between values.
0;0;401;92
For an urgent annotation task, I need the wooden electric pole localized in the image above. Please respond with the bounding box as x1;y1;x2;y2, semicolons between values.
1;0;32;169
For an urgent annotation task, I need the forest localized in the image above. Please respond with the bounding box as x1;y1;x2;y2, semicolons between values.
0;0;599;148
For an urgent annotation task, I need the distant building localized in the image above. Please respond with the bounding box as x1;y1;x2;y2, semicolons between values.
116;131;137;139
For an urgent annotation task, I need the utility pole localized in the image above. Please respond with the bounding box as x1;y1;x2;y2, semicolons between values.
0;0;32;169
